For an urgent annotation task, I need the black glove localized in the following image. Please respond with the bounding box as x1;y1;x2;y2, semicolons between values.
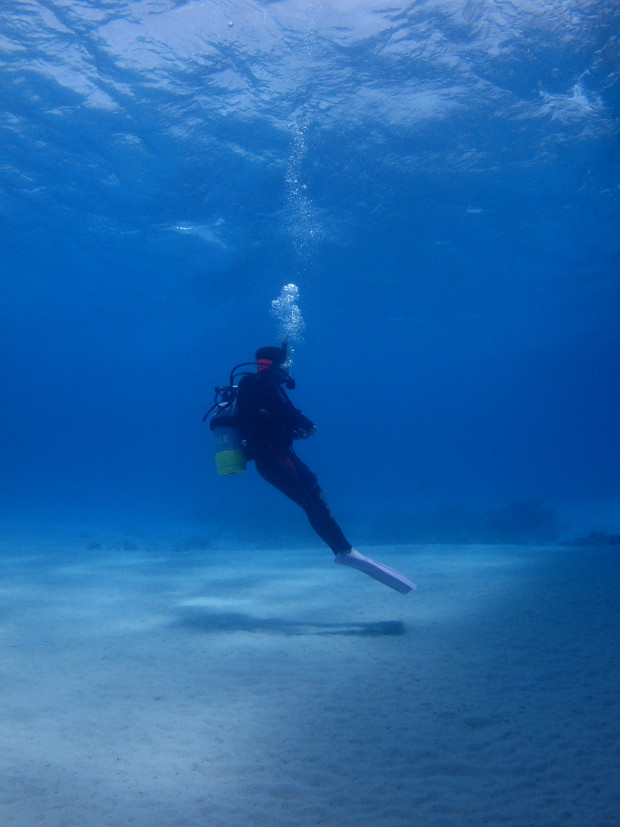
294;420;317;440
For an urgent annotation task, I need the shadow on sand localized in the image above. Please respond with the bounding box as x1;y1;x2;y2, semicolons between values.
173;610;406;637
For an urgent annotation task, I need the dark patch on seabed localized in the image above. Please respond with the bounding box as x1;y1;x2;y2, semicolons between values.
174;609;406;637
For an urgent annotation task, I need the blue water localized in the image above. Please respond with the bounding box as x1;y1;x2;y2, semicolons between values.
1;0;619;545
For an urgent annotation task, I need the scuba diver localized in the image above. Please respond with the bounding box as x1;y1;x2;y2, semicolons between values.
206;340;416;594
235;342;353;557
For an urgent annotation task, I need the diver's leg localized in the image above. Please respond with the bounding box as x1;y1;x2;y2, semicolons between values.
254;450;308;508
256;450;351;554
301;480;352;554
255;450;351;553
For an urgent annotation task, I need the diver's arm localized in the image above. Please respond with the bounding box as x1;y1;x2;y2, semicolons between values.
266;380;316;437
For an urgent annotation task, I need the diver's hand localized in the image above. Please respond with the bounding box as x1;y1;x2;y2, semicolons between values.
294;423;317;439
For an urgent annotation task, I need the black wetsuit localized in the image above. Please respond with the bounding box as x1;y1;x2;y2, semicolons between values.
236;370;352;555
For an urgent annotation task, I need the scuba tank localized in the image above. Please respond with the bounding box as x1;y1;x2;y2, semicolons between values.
205;385;247;476
210;407;247;476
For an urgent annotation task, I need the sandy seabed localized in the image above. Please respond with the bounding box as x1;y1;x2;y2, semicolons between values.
0;538;618;826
